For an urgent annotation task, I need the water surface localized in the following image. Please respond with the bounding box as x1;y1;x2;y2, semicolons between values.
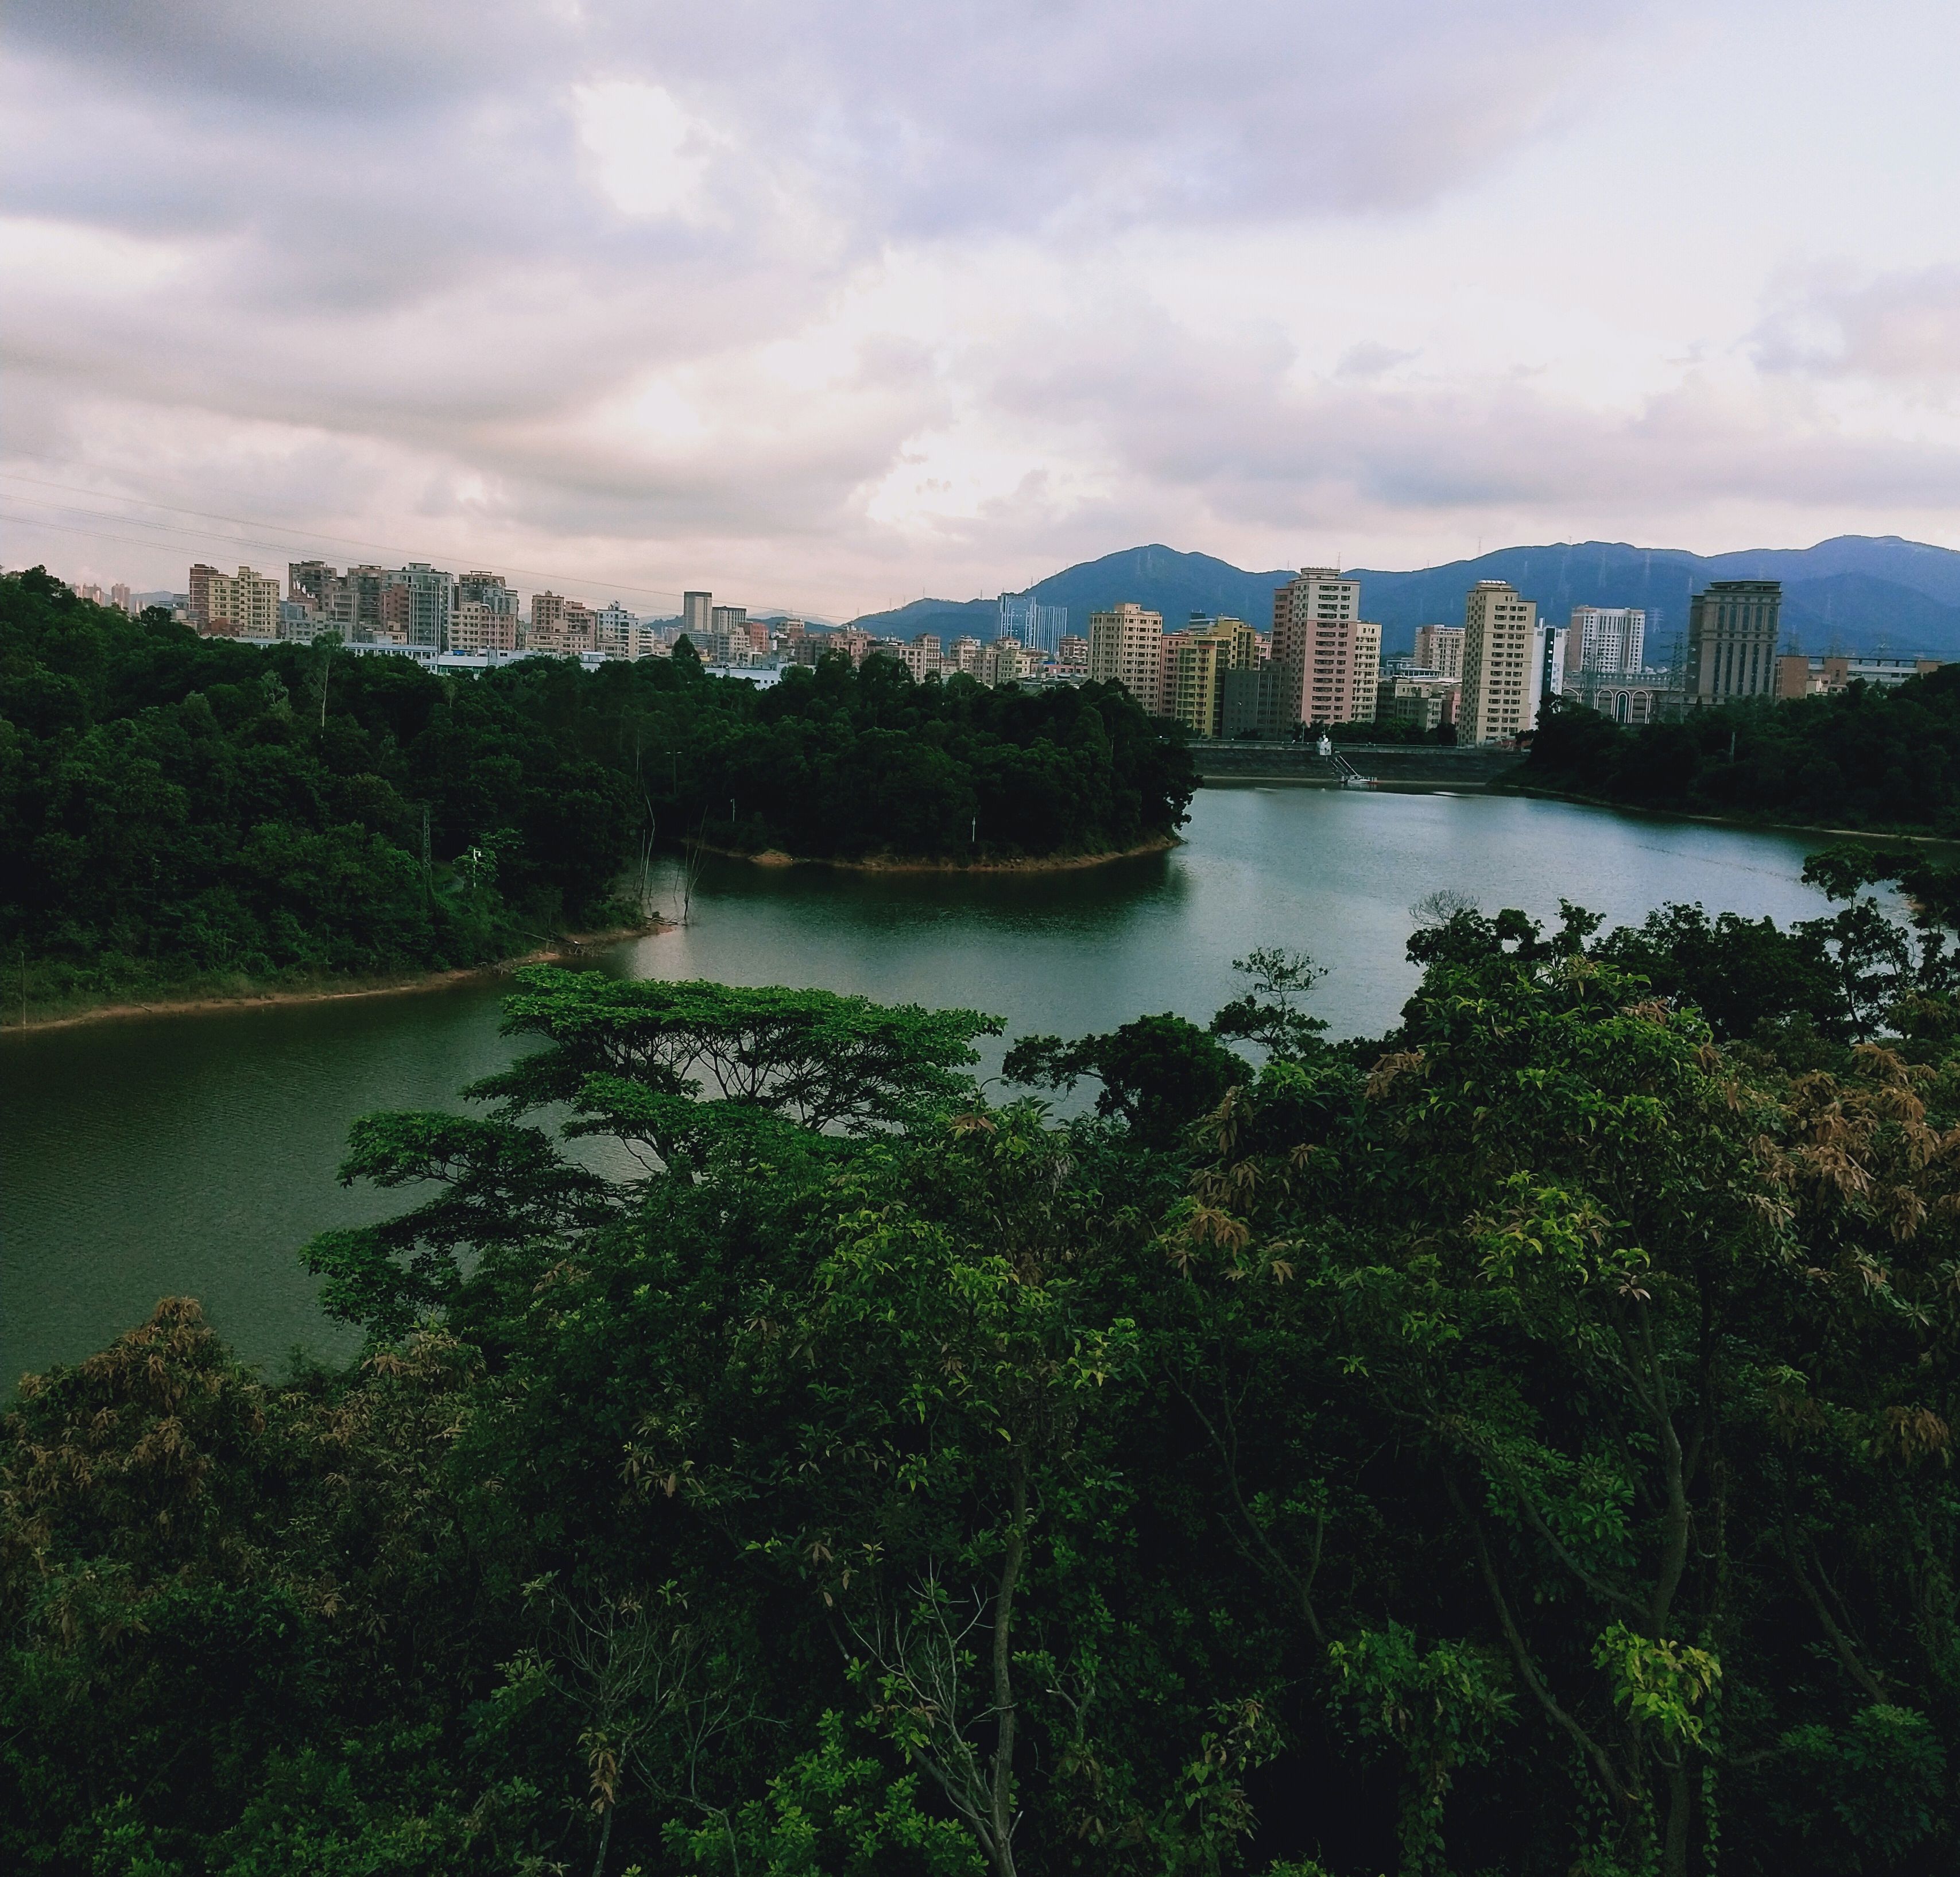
1;788;1841;1385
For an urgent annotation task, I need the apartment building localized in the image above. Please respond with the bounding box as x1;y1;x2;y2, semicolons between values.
1270;568;1378;726
189;564;280;638
1568;605;1645;677
1087;602;1167;710
1458;580;1540;744
945;636;985;678
984;637;1040;686
1377;674;1459;733
904;633;943;680
1687;582;1781;704
1411;623;1466;682
682;591;712;640
450;601;520;654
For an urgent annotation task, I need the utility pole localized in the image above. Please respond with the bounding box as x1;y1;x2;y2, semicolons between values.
421;804;432;909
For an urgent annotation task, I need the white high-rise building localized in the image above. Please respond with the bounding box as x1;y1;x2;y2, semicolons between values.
1567;605;1646;677
1527;626;1570;728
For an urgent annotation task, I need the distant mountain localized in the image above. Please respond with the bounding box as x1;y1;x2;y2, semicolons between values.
847;545;1295;642
847;536;1960;658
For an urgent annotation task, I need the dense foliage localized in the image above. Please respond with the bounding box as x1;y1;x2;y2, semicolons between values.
664;637;1196;864
3;576;1191;1003
0;570;636;1004
1525;674;1960;830
0;574;1193;1009
8;862;1960;1877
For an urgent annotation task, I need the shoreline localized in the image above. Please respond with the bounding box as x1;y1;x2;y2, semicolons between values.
1492;778;1960;847
691;834;1182;873
6;923;672;1036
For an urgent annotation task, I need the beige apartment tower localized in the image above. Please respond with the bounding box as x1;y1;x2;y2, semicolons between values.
1087;602;1167;710
1162;616;1260;738
1459;580;1540;744
190;564;280;638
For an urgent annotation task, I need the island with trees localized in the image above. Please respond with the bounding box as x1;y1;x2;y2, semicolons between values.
0;571;1195;1017
6;847;1958;1876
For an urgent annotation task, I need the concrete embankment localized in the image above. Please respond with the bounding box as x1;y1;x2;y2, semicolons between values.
1195;743;1525;792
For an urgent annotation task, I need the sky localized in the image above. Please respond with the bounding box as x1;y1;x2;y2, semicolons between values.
6;0;1960;620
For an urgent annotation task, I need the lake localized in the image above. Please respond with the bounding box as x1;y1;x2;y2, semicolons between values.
1;787;1845;1387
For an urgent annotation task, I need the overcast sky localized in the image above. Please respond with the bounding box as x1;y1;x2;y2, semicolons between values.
6;0;1960;617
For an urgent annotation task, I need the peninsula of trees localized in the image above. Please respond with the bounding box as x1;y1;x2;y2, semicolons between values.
1525;665;1960;830
0;570;1195;1012
7;856;1959;1876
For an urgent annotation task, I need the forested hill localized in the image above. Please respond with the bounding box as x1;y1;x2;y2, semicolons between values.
1524;667;1960;830
0;570;1192;1011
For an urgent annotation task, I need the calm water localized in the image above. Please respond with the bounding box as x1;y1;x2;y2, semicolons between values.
2;788;1839;1387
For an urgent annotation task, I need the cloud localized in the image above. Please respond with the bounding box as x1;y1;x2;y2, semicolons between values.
5;0;1960;614
1757;266;1960;382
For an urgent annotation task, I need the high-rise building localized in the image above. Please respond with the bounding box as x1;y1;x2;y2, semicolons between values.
1568;605;1646;677
110;582;133;614
997;593;1070;654
682;591;712;641
1412;624;1465;682
1159;617;1265;738
1458;580;1540;744
289;560;336;609
450;601;520;654
188;564;221;629
384;563;452;650
1687;582;1781;705
946;636;985;678
1529;626;1570;726
190;564;280;638
1270;568;1379;726
530;592;567;649
1087;602;1167;710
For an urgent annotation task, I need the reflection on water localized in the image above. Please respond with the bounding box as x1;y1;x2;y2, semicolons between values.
2;788;1839;1385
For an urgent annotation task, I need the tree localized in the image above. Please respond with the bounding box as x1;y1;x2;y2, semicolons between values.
1004;1013;1248;1147
1208;947;1328;1062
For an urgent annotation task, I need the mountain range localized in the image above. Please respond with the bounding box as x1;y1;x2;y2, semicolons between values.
848;536;1960;659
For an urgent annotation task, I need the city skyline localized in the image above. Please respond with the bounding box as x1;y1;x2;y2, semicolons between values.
6;2;1960;619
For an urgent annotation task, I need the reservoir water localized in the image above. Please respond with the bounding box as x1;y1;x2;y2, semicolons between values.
2;788;1845;1387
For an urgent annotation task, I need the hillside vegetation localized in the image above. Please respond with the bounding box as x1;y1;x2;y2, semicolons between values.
1525;669;1960;830
7;862;1960;1876
0;571;1192;1012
